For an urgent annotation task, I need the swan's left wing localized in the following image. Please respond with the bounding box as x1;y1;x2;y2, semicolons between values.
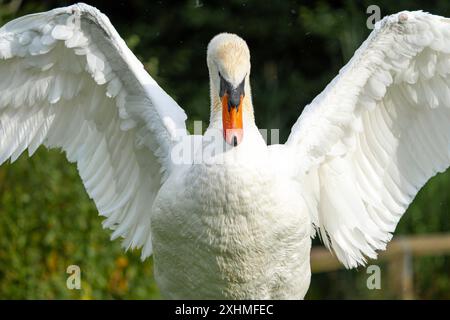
286;11;450;268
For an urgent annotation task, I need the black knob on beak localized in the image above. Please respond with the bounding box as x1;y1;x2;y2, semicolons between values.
219;73;246;112
228;91;241;112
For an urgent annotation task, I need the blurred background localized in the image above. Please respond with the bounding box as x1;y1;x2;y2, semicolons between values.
0;0;449;299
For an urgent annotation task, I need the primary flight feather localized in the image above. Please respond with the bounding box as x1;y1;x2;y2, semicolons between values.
0;3;449;298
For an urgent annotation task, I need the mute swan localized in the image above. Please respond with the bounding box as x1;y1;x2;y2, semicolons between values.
1;3;450;299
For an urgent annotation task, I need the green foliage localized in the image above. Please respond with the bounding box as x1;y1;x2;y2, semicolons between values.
0;0;449;299
0;149;160;299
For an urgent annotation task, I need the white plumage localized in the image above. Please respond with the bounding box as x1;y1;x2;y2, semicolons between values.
0;3;187;260
0;4;449;299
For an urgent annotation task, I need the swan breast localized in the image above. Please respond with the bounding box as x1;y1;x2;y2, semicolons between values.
151;157;312;299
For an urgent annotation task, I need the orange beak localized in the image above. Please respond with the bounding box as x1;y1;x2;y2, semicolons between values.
222;94;244;146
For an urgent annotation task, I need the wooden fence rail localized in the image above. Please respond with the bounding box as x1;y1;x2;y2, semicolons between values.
310;233;450;299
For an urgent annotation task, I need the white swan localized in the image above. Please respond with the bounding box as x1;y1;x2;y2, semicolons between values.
1;4;450;299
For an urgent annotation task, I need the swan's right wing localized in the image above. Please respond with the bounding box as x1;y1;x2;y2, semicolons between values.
0;4;188;259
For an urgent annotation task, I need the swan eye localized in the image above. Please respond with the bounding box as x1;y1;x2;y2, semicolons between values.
219;72;227;97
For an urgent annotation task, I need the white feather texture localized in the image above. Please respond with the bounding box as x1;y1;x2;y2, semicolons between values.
287;11;450;268
2;4;450;299
0;3;187;260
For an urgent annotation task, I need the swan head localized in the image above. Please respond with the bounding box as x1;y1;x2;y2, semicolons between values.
207;33;251;147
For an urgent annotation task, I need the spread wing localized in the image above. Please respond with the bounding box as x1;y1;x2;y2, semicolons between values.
0;3;188;259
286;11;450;268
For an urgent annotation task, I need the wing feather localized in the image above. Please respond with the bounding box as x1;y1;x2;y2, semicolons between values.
287;11;450;267
0;4;188;259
